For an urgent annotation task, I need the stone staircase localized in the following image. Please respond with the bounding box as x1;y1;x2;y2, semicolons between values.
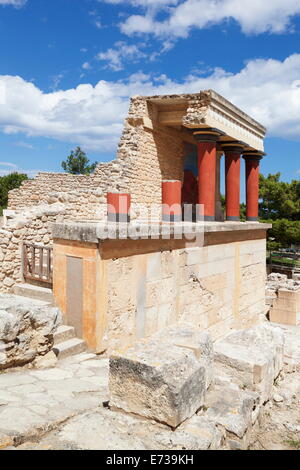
13;283;54;304
52;325;87;360
12;283;87;360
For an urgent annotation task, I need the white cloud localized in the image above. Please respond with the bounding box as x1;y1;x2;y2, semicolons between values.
0;0;26;6
1;54;300;151
82;62;91;70
96;41;147;71
0;161;39;177
101;1;179;6
49;73;64;91
13;140;35;149
116;0;300;37
94;20;102;29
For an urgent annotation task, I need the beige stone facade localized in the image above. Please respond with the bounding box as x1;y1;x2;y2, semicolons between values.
52;222;268;353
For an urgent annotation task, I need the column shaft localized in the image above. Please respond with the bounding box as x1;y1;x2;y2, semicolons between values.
215;152;224;221
225;151;241;221
197;141;217;221
162;180;182;222
244;156;262;221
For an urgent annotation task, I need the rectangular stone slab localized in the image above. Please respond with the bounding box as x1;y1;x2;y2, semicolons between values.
109;332;208;428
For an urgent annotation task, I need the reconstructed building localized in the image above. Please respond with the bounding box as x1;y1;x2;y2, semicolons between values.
3;90;271;353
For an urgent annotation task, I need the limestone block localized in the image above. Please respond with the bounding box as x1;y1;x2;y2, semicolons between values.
269;287;300;326
204;376;259;446
214;323;284;403
109;325;211;428
171;416;223;450
156;323;214;388
0;295;62;370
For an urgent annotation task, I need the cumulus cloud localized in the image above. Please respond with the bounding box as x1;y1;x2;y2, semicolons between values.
116;0;300;37
0;54;300;151
96;41;147;71
0;0;26;6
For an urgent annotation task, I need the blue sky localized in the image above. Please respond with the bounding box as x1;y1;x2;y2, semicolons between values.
0;0;299;187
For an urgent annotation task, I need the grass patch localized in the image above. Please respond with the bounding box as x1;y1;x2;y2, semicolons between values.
284;439;300;449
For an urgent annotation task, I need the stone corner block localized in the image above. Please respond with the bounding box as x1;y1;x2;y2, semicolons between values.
155;322;214;388
213;323;284;403
109;334;208;428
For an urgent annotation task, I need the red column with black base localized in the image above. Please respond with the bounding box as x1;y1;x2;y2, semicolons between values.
223;144;243;221
107;192;131;222
162;180;182;222
243;154;263;221
194;129;222;221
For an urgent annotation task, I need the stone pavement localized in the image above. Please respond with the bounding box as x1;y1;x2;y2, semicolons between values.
0;350;223;450
1;323;300;451
0;352;109;448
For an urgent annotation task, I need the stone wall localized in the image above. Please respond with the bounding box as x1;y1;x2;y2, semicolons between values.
266;273;300;326
104;238;266;352
1;96;194;290
53;230;267;354
7;97;191;218
0;204;66;291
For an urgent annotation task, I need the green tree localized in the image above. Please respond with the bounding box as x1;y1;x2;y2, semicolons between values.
0;172;28;215
259;173;300;249
61;146;98;175
259;173;300;221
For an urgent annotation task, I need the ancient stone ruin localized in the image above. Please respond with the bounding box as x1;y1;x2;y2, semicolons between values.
0;90;299;450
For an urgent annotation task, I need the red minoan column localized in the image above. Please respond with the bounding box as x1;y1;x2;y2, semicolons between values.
162;180;182;222
223;143;244;221
107;192;131;222
243;153;263;221
194;129;222;221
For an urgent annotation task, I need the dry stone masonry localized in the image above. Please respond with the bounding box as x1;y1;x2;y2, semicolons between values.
266;273;300;326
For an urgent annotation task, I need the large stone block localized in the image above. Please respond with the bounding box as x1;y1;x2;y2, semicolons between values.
204;375;259;449
214;323;284;403
0;294;62;370
269;288;300;326
109;324;213;428
156;323;214;388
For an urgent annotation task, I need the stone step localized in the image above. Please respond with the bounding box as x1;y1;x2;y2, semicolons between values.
12;283;54;304
52;337;87;360
53;325;76;345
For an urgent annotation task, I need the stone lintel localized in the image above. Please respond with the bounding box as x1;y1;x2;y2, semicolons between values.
52;221;272;244
145;89;266;153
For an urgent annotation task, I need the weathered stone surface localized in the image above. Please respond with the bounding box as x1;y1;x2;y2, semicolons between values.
174;415;223;450
32;351;58;369
0;356;109;448
203;376;259;449
0;294;62;370
155;323;214;388
214;323;284;403
109;329;208;428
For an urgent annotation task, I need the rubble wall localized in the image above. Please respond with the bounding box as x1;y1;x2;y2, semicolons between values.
8;97;188;214
1;96;191;290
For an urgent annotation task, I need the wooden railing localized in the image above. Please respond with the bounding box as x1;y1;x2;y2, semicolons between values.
22;242;53;285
